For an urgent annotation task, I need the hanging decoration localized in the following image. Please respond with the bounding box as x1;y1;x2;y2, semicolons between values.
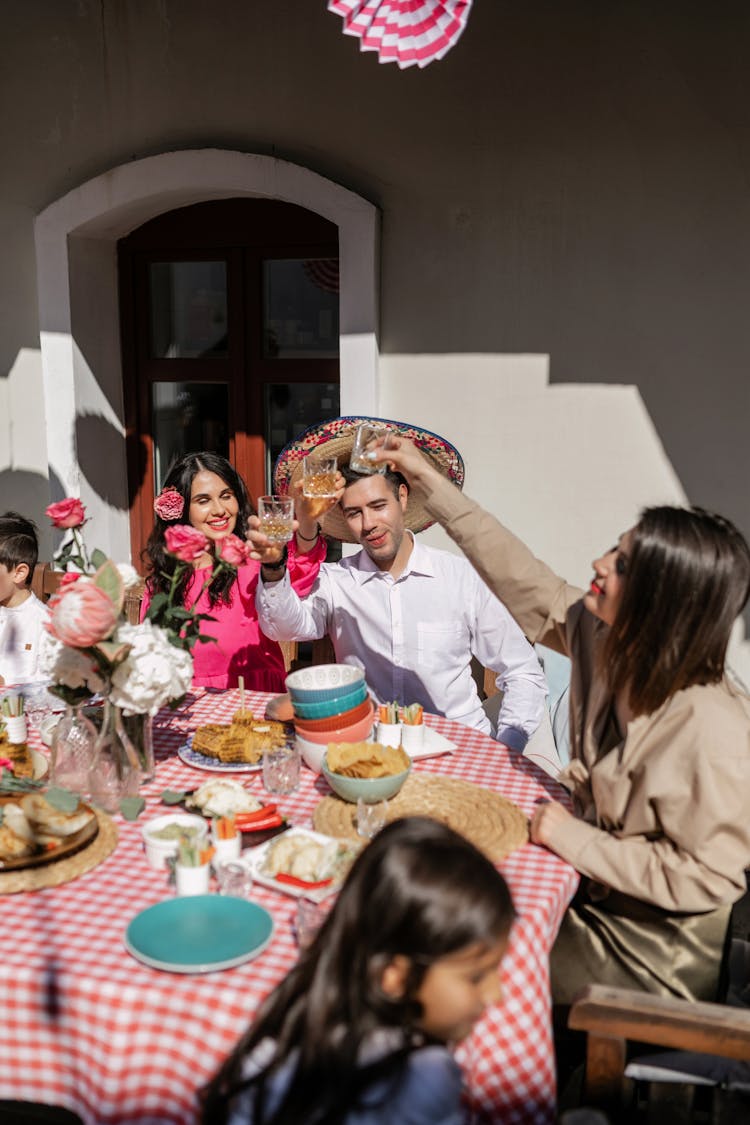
327;0;473;70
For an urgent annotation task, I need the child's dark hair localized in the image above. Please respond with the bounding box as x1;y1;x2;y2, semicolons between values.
0;511;39;585
604;505;750;715
340;462;409;499
201;817;514;1125
144;452;253;607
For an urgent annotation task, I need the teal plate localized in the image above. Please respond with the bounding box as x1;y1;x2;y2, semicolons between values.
125;895;274;973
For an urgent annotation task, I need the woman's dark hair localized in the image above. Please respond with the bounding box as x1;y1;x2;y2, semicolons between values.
604;505;750;715
144;452;253;607
200;817;514;1125
0;511;39;584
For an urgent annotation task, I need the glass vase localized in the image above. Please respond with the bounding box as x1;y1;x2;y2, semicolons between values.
88;700;141;812
122;712;155;783
50;703;97;794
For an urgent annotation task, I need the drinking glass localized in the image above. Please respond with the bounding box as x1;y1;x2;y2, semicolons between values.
356;797;388;839
262;743;301;795
217;860;254;899
348;424;394;474
302;455;339;498
295;896;328;950
257;495;294;542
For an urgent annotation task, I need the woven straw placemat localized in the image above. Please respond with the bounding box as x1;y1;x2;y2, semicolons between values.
0;809;118;894
313;773;528;862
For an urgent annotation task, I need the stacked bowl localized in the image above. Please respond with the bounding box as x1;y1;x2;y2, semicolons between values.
285;664;374;773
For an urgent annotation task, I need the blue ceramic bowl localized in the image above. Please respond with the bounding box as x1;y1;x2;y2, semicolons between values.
321;753;411;804
292;681;368;720
285;663;365;703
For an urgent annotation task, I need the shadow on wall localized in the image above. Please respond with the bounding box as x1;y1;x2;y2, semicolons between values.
0;467;66;560
75;412;132;512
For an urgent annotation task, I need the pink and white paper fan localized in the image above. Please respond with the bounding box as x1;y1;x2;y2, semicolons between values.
328;0;473;69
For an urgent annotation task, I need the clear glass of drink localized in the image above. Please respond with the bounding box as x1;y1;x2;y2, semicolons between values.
349;424;393;474
302;455;339;498
262;743;301;795
356;797;389;839
217;860;254;899
295;896;329;949
257;495;295;542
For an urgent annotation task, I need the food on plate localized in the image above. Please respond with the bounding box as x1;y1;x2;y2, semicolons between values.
149;822;204;841
232;708;255;726
191;718;287;764
0;737;34;779
327;742;410;779
0;792;96;863
184;778;263;818
260;832;360;886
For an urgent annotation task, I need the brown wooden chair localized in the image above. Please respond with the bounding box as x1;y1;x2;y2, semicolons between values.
30;562;65;602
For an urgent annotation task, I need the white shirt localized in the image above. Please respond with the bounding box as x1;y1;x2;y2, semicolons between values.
257;536;547;749
0;592;50;685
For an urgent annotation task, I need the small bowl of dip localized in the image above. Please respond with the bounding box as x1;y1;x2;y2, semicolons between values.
141;813;208;871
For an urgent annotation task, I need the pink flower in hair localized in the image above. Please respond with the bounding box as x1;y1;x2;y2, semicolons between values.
154;486;185;522
164;524;210;564
46;498;86;529
217;534;248;567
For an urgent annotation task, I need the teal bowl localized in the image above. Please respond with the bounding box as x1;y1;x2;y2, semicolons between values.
285;663;365;703
322;754;411;804
292;682;368;720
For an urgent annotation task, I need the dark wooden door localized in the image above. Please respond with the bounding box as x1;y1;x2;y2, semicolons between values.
118;198;340;568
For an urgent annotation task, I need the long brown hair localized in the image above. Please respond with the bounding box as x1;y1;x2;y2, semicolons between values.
603;506;750;715
200;817;514;1125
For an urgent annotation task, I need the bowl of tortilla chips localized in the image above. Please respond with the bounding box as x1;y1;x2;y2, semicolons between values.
322;741;411;803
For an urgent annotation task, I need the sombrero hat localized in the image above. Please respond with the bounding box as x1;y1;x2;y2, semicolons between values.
273;416;465;543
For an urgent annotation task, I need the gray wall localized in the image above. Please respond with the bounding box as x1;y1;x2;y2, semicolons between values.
1;0;749;545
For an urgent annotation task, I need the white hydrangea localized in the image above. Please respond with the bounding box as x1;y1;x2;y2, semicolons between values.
38;630;108;694
109;619;193;716
116;562;142;591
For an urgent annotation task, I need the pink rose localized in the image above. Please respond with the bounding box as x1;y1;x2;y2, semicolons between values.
48;580;119;647
46;498;86;529
153;487;185;522
59;572;81;588
164;524;210;564
217;534;248;567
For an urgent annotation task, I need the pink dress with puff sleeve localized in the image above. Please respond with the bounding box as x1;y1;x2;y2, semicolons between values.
142;537;325;691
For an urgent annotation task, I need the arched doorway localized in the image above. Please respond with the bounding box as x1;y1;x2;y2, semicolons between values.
118;197;340;562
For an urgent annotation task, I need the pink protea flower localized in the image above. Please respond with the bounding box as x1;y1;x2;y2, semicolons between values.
47;579;119;647
46;498;86;529
153;486;185;522
164;524;210;564
217;534;248;567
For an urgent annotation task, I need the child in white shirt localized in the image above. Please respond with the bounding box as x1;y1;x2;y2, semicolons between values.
0;512;49;686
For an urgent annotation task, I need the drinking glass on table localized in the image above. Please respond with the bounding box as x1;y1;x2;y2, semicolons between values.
217;860;254;899
302;455;339;498
349;424;394;474
262;743;301;795
257;495;295;543
356;798;389;839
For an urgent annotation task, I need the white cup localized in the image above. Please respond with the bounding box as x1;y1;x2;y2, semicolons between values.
175;862;211;896
375;721;402;748
212;832;241;864
400;723;425;753
4;715;28;744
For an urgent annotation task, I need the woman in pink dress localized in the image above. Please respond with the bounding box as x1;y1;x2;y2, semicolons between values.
142;452;329;692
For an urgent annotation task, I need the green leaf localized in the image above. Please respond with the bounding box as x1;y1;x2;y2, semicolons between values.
146;592;168;616
90;548;108;569
93;559;125;614
161;789;187;805
94;639;132;666
45;787;81;814
119;797;146;821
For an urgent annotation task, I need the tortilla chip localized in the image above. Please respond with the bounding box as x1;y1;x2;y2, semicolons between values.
327;742;409;778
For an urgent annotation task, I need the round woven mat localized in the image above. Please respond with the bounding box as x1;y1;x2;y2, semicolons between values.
0;810;118;895
313;773;528;862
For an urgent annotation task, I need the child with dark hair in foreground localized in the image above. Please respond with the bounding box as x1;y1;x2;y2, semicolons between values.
201;817;515;1125
0;511;48;685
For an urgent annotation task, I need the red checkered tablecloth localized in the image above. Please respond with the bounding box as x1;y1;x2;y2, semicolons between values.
0;690;578;1124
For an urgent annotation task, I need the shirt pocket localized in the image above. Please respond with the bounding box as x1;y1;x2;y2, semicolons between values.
416;621;466;671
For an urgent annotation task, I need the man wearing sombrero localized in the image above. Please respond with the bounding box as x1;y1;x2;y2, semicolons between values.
255;417;547;750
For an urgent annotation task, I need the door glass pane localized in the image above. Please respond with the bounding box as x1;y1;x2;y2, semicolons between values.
152;382;229;490
264;382;340;486
263;259;339;358
150;262;228;358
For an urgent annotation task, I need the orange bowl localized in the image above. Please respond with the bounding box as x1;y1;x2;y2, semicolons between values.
293;700;375;745
293;695;372;734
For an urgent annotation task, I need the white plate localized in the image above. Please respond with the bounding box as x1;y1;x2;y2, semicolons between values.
404;725;456;761
248;827;359;903
177;735;263;774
